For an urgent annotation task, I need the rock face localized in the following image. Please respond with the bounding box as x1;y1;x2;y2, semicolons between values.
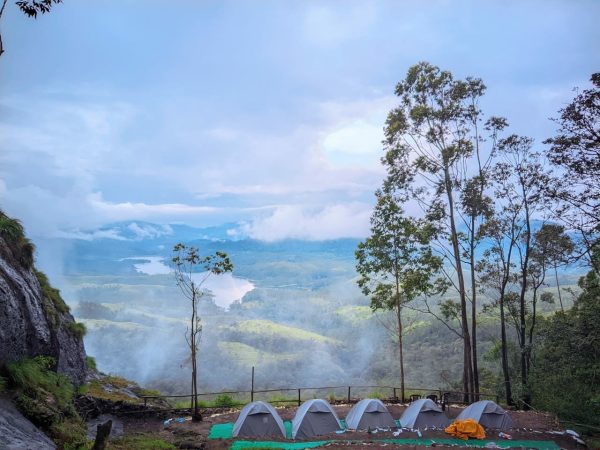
0;396;56;450
0;236;87;385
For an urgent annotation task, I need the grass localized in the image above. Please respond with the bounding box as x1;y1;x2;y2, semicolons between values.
368;390;385;400
85;356;97;371
0;212;35;268
8;356;74;410
213;394;236;407
50;418;89;450
106;434;176;450
35;270;70;328
86;375;141;404
217;341;298;366
228;319;339;345
66;321;87;338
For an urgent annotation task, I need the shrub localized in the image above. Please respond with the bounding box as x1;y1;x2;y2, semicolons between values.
66;321;87;338
50;418;89;450
368;390;384;399
0;376;6;393
85;356;97;371
8;356;74;410
0;212;36;268
35;270;70;329
213;394;236;407
0;213;25;240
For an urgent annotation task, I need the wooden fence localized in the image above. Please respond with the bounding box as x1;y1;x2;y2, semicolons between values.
140;384;499;411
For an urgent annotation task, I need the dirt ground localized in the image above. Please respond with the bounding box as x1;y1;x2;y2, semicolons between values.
116;403;588;450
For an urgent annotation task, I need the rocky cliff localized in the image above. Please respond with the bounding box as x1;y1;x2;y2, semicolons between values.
0;227;87;385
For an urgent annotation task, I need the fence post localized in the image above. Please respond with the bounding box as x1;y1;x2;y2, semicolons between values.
347;386;351;403
393;388;397;400
251;366;255;402
144;397;147;407
297;389;301;406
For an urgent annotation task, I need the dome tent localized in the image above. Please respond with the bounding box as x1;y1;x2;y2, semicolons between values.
399;398;450;429
292;399;343;439
345;398;396;430
456;400;513;430
232;401;286;438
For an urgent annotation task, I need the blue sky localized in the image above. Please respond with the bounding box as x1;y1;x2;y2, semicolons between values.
1;0;598;240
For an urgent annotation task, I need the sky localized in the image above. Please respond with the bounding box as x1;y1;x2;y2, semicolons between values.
0;0;598;241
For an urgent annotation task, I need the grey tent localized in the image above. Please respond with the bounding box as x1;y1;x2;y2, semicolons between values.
292;399;342;439
345;399;396;430
232;401;286;438
456;400;513;430
399;399;450;429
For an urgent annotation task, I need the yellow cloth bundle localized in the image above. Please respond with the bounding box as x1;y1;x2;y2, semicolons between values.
444;418;486;440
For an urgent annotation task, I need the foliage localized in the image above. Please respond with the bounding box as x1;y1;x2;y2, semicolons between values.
356;190;445;400
0;375;6;393
66;321;87;338
171;243;233;420
85;356;97;371
213;394;236;407
106;434;175;450
0;211;35;268
544;73;600;264
50;418;89;450
531;260;600;429
8;356;74;411
381;62;507;399
35;269;70;329
15;0;63;17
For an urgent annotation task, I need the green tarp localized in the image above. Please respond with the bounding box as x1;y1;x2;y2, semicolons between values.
229;438;560;450
209;422;560;450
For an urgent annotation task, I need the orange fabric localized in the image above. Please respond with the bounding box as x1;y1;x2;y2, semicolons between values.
445;419;486;440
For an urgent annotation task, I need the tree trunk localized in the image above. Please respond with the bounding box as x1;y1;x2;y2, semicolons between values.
499;292;513;405
470;218;480;399
519;195;532;408
444;165;474;401
554;265;564;312
397;304;405;403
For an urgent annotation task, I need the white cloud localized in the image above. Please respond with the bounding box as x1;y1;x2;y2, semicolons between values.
239;203;372;241
0;90;388;240
127;222;173;240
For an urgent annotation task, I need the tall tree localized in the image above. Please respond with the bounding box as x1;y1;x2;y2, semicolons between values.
477;208;522;406
382;62;504;399
172;243;233;421
490;135;549;406
544;73;600;271
356;191;444;402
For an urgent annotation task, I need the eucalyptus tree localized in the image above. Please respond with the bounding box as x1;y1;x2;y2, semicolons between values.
476;210;522;405
356;190;444;402
382;62;505;399
172;243;233;421
488;134;550;405
544;73;600;270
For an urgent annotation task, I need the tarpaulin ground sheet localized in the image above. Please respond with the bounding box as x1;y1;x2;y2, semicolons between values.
229;438;560;450
209;423;559;450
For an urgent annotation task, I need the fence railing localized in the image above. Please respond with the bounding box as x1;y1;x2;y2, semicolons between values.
139;385;499;411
